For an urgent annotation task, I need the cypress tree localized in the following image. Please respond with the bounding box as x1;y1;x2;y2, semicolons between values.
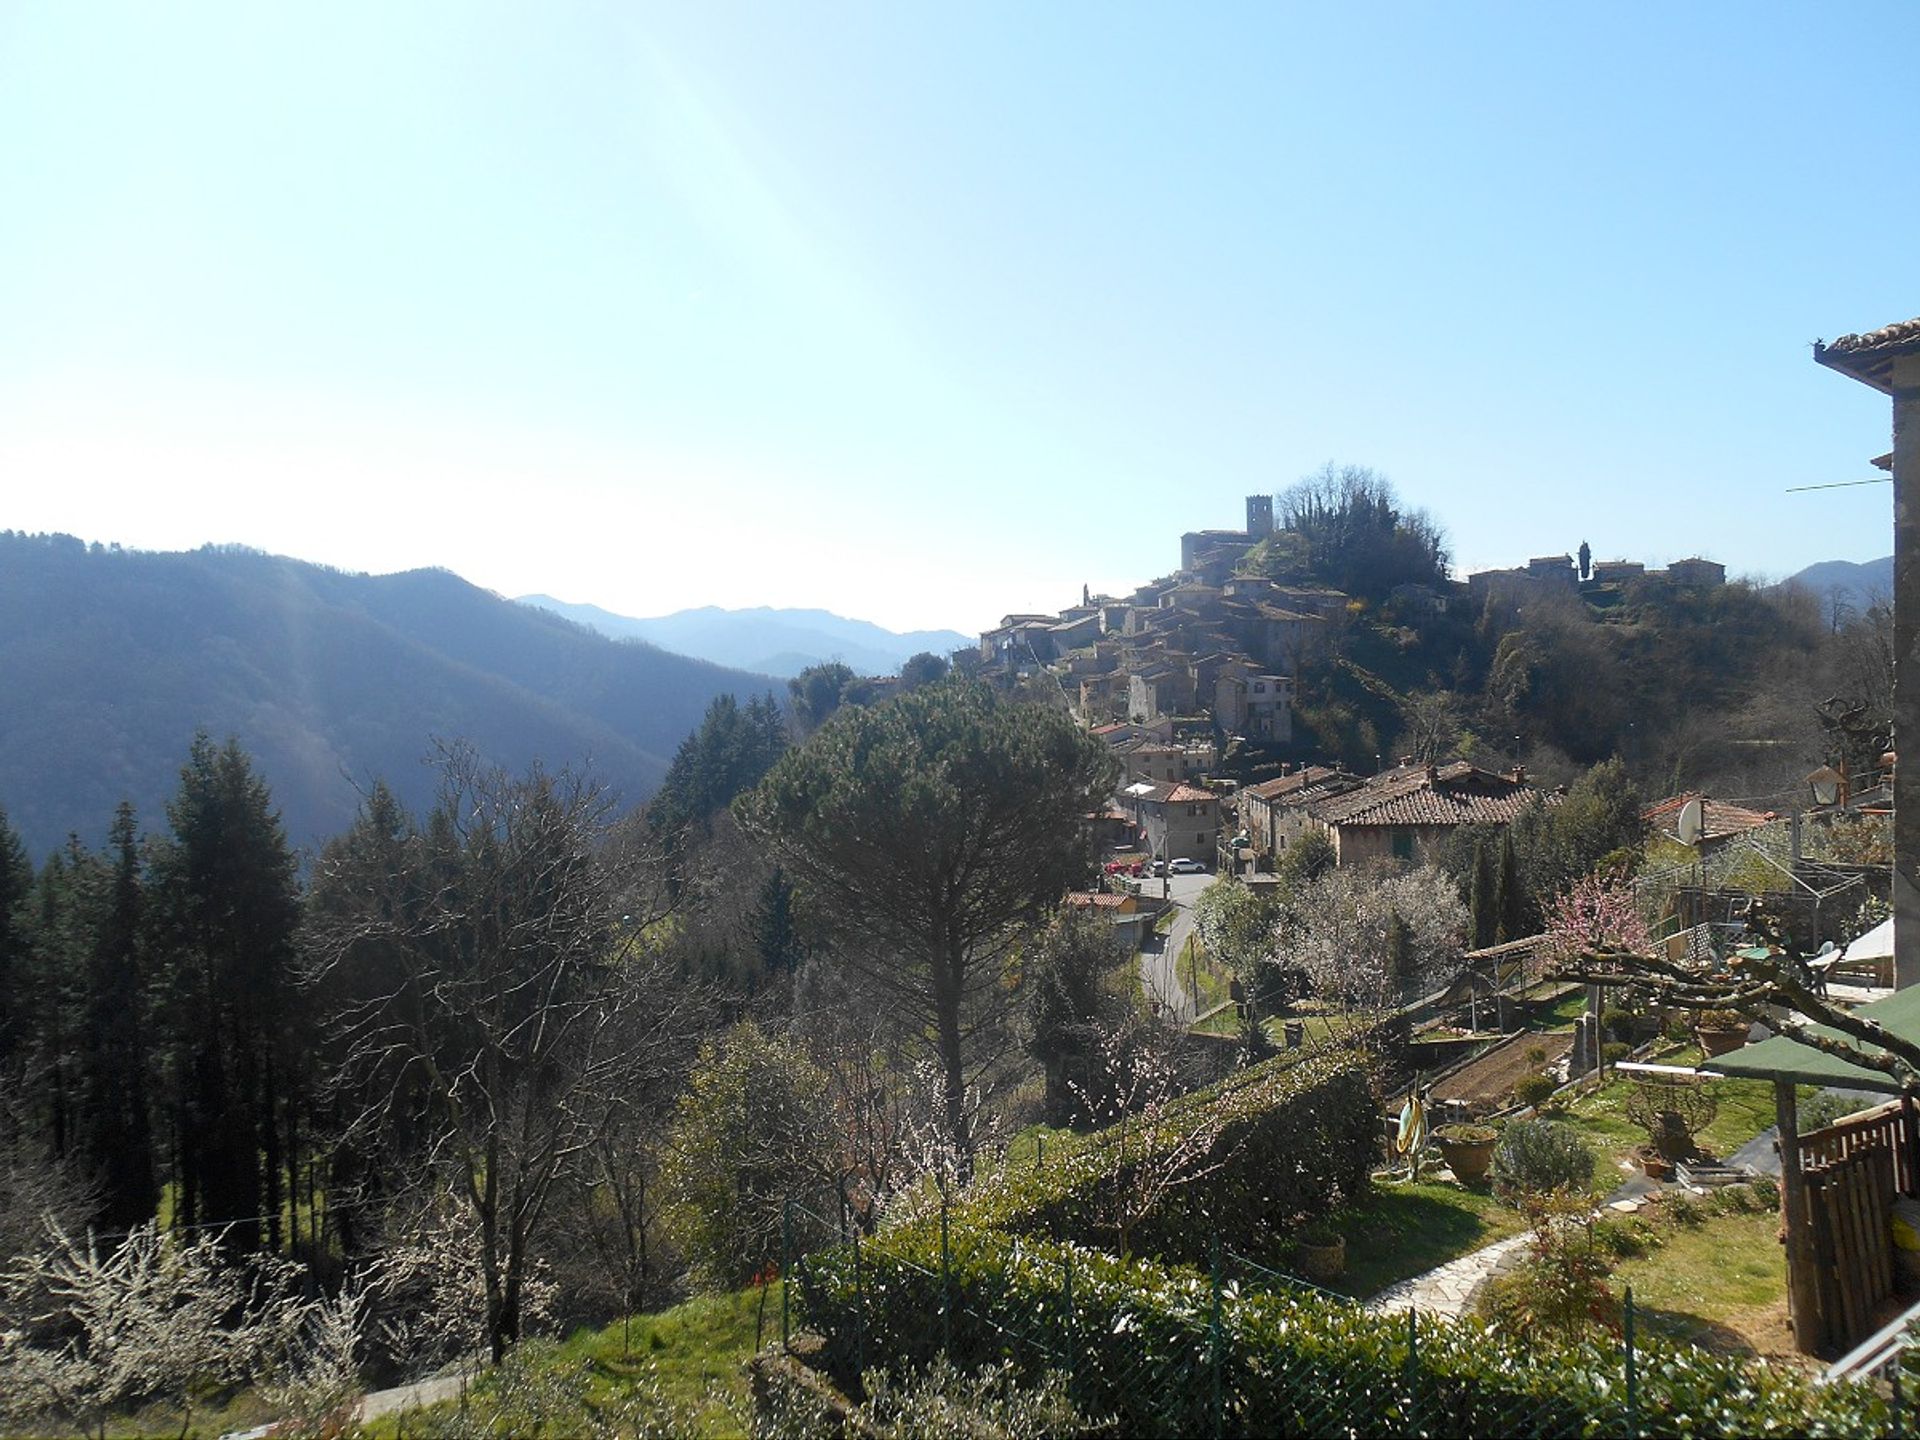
0;809;33;1070
1495;831;1525;944
81;802;158;1231
149;735;301;1251
1468;839;1498;952
21;841;103;1164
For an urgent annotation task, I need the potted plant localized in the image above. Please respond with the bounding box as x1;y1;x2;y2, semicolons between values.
1625;1076;1718;1180
1295;1222;1346;1282
1433;1122;1499;1184
1693;1007;1749;1057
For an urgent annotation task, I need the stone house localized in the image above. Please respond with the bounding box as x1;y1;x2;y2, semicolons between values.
1301;761;1547;866
1117;739;1215;787
1236;766;1364;859
1215;669;1293;743
1127;781;1223;863
1815;317;1920;985
1663;557;1727;588
1129;665;1196;722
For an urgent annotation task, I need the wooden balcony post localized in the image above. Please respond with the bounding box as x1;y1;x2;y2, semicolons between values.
1777;1080;1823;1353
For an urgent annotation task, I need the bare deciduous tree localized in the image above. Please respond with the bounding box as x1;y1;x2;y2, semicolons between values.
1066;1023;1229;1260
305;749;689;1363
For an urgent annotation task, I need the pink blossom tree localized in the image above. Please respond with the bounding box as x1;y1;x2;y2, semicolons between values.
1543;870;1649;971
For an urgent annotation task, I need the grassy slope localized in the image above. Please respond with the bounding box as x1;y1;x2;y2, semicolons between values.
1610;1207;1789;1357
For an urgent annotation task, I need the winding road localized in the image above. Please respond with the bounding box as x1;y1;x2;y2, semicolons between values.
1136;872;1215;1026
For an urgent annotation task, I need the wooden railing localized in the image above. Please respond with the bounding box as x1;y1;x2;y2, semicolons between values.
1806;1144;1897;1355
1799;1096;1920;1198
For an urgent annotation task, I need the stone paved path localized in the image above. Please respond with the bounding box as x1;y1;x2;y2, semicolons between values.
1365;1230;1532;1320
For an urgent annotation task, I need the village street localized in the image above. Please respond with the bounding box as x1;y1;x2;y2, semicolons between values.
1137;871;1214;1025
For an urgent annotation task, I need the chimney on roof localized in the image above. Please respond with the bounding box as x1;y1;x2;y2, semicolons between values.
1398;755;1416;769
1423;761;1438;783
1507;765;1526;784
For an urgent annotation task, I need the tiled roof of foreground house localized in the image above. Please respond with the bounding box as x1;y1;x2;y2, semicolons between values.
1164;783;1216;804
1815;317;1920;394
1308;762;1546;828
1822;318;1920;355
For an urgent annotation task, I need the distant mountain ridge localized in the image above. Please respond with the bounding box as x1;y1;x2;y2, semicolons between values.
0;535;778;858
517;596;971;678
1780;555;1893;615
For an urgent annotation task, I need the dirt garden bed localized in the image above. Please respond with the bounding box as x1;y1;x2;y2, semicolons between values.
1430;1031;1573;1110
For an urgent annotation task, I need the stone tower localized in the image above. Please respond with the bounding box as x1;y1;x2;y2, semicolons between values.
1245;494;1274;538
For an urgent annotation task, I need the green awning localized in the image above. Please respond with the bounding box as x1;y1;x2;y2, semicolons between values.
1706;985;1920;1094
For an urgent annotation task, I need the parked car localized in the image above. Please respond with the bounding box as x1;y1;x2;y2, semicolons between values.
1147;859;1170;876
1168;858;1207;874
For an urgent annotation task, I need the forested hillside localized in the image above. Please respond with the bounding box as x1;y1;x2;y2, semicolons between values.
0;533;775;856
1222;476;1886;804
1291;574;1863;801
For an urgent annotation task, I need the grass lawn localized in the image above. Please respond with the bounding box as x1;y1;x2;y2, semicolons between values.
1181;934;1233;1013
1608;1205;1793;1359
1556;1045;1808;1172
1541;989;1590;1028
1315;1178;1530;1300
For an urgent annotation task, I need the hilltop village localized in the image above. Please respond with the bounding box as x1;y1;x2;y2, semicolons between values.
970;495;1728;873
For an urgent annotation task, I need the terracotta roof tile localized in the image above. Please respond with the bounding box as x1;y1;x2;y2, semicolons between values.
1824;318;1920;355
1165;783;1217;804
1066;891;1130;908
1309;762;1548;828
1643;792;1775;842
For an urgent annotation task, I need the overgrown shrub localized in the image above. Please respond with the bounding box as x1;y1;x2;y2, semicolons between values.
1479;1190;1619;1342
662;1022;835;1289
1490;1120;1595;1199
1653;1191;1708;1228
1593;1214;1651;1259
796;1222;1887;1438
950;1044;1379;1266
1513;1073;1558;1109
1600;1041;1630;1066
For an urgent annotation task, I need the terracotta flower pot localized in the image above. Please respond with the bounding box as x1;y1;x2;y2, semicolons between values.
1436;1133;1497;1185
1638;1149;1675;1181
1695;1026;1748;1058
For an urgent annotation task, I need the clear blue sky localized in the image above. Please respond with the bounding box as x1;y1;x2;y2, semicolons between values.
1;3;1911;634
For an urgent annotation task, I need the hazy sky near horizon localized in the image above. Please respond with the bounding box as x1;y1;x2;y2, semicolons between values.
1;3;1912;635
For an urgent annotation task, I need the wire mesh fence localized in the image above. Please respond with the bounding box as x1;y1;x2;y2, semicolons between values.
775;1191;1906;1438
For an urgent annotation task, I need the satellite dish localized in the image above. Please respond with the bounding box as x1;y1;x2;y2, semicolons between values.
1677;798;1705;848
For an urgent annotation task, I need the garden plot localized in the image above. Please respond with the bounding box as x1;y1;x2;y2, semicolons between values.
1430;1031;1573;1110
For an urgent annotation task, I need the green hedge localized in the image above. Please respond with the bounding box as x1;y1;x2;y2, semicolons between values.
956;1045;1379;1265
797;1223;1887;1439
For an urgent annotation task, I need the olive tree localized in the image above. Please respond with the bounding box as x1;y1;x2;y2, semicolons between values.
738;682;1118;1167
